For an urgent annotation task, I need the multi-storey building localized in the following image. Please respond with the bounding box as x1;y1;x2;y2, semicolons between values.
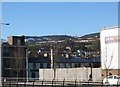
2;36;27;81
100;26;120;78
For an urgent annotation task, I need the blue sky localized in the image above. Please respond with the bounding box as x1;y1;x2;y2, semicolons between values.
2;2;118;40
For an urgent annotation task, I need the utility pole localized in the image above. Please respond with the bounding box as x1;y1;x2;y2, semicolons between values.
26;48;28;82
0;22;9;86
50;42;57;80
50;48;53;69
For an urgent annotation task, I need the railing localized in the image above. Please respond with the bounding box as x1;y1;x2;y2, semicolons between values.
1;78;120;87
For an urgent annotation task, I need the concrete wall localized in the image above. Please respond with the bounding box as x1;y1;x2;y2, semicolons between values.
39;68;102;82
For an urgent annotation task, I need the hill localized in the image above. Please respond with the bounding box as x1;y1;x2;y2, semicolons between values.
25;33;100;42
81;32;100;38
25;35;75;42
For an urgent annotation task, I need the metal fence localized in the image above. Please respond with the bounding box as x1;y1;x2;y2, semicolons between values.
1;78;120;87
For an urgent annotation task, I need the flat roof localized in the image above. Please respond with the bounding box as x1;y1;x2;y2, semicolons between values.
100;26;120;31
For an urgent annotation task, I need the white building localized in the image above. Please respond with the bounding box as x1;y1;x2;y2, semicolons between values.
100;26;120;78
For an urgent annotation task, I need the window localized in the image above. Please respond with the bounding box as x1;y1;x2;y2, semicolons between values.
29;63;33;69
108;76;113;79
17;39;21;46
75;63;78;68
40;63;43;68
60;63;65;68
43;63;47;68
36;63;40;69
114;76;118;79
3;47;10;56
66;63;71;68
47;63;50;68
71;63;75;68
54;63;59;68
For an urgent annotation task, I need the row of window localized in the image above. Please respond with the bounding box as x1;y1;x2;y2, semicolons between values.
28;63;87;69
28;62;92;79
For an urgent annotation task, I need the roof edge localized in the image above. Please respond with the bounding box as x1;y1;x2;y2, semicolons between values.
100;26;120;31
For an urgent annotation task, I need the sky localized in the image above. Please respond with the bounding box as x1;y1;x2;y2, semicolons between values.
1;2;118;40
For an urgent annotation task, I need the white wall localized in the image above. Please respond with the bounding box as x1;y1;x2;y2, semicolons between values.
100;26;119;69
39;68;101;82
119;27;120;69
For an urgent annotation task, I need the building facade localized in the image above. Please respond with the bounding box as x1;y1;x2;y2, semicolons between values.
100;26;120;78
28;57;100;80
2;36;27;81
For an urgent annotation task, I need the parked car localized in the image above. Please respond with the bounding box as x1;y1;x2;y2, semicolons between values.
103;75;120;85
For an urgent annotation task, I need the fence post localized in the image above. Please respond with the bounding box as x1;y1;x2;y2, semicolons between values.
87;80;89;87
2;79;4;87
74;79;77;87
33;81;34;87
16;80;18;87
52;79;54;87
42;80;44;87
9;81;11;87
101;80;103;87
24;80;26;87
63;79;65;87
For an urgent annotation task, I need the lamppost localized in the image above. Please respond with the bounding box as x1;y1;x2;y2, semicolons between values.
0;22;9;86
1;23;10;25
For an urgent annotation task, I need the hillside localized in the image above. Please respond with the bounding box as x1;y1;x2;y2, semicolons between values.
25;32;100;58
25;33;100;42
25;35;75;42
81;32;100;38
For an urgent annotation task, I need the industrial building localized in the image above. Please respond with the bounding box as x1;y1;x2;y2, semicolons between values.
2;36;27;81
100;26;120;78
28;57;100;80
